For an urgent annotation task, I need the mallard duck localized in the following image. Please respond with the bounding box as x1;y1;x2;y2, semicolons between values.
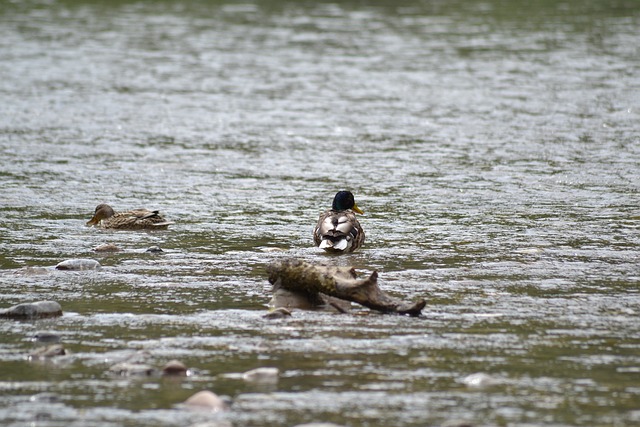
313;191;365;253
86;204;174;230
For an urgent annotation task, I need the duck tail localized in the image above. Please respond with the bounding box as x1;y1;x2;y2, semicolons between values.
320;237;348;251
333;239;348;251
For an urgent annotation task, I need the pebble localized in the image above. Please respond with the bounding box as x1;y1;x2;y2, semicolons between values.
55;258;101;271
183;390;229;412
0;301;62;319
242;367;279;384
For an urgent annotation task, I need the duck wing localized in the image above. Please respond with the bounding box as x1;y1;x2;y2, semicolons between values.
104;209;173;230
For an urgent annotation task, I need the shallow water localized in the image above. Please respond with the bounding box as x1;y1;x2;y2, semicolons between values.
1;0;639;426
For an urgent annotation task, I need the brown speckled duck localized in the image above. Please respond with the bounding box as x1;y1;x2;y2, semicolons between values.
313;191;365;253
86;204;173;230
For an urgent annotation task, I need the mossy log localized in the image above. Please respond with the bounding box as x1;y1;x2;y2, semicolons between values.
266;259;426;316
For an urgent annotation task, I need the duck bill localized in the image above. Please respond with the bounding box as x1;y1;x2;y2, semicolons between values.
352;204;364;215
86;216;99;226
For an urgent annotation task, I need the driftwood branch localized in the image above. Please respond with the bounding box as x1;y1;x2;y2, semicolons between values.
266;259;426;316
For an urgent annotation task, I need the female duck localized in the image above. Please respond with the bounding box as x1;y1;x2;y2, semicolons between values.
313;191;365;253
86;204;173;230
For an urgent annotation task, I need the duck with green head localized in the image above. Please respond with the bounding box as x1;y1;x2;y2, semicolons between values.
313;191;365;253
86;204;174;230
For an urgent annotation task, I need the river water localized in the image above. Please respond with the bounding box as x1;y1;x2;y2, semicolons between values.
0;0;639;426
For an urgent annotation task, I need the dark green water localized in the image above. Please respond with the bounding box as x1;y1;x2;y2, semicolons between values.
1;0;639;426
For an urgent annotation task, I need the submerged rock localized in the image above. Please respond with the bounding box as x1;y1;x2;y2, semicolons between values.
441;420;475;427
55;258;101;271
183;390;229;412
146;246;163;253
108;362;156;376
29;344;66;359
0;301;62;319
262;307;292;320
93;243;121;252
162;360;188;376
29;392;61;403
242;367;279;384
13;266;49;275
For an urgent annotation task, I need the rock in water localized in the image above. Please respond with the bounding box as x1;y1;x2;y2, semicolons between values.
441;420;475;427
162;360;188;376
242;367;279;383
0;301;63;319
93;243;121;252
55;258;101;270
29;344;66;359
262;307;292;319
183;391;229;412
461;372;499;388
13;266;49;275
32;331;62;343
29;393;61;403
108;362;156;376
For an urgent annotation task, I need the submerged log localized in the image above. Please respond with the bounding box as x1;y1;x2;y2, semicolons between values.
266;259;426;316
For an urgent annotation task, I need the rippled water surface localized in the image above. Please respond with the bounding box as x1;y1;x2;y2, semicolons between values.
1;0;639;426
